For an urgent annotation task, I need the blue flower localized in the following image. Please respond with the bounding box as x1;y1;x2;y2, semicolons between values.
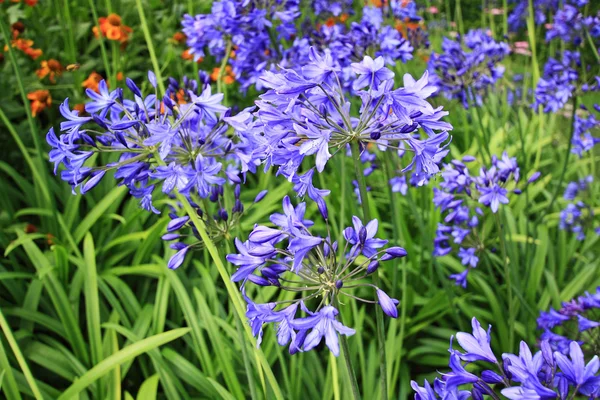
181;155;226;198
351;55;394;91
554;341;600;391
478;184;509;213
343;216;388;258
290;306;355;356
454;317;497;363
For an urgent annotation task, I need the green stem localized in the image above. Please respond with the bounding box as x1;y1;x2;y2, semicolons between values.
383;152;408;371
340;329;361;400
538;97;577;222
495;212;514;352
217;40;233;101
350;142;388;400
88;0;113;81
135;0;165;93
0;308;43;400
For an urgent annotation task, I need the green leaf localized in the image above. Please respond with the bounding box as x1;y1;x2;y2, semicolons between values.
58;328;190;400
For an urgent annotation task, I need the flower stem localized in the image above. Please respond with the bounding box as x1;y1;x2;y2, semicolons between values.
538;96;577;222
217;40;233;98
350;142;388;399
340;329;361;400
151;151;282;398
495;211;514;352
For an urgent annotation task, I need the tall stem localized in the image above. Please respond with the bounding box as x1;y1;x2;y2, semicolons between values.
336;299;361;400
495;211;514;352
538;96;577;222
340;332;361;400
350;142;388;399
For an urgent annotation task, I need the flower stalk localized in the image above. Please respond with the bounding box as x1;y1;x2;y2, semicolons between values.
350;141;388;399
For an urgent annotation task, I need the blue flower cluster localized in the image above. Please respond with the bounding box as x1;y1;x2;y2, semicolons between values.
47;72;269;242
558;176;598;241
508;0;559;32
283;6;414;89
545;0;600;45
432;153;537;287
182;0;300;91
226;196;407;355
538;286;600;354
312;0;353;17
533;51;581;113
254;46;451;200
572;104;600;157
412;317;600;399
428;29;510;108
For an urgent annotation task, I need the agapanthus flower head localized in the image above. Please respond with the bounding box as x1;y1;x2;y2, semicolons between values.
545;1;600;45
572;106;600;157
48;72;264;216
182;0;301;91
282;6;413;89
254;47;451;199
227;196;407;355
413;316;600;399
558;176;597;240
508;0;560;32
433;153;534;287
534;51;581;113
538;286;600;357
428;29;510;108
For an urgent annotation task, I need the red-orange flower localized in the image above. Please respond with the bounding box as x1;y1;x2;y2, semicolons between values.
27;90;51;117
171;32;187;45
181;49;203;64
36;59;63;83
73;103;86;114
2;0;38;5
210;66;235;85
82;72;104;93
92;14;132;44
6;36;43;59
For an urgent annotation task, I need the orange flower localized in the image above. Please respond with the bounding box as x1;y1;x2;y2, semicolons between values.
3;0;38;5
82;72;104;93
181;49;203;63
92;14;132;44
73;103;86;114
8;37;43;59
36;59;63;83
116;71;124;81
27;90;51;117
171;31;187;45
210;66;235;85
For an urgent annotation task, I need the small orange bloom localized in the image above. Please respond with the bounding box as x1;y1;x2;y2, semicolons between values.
9;37;43;59
210;66;235;85
36;59;63;83
24;0;38;5
82;72;104;93
181;49;203;63
116;71;124;81
93;14;132;45
171;32;187;45
339;13;349;23
27;90;51;117
73;103;86;114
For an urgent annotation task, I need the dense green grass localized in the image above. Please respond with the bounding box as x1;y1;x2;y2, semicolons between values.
0;0;599;399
